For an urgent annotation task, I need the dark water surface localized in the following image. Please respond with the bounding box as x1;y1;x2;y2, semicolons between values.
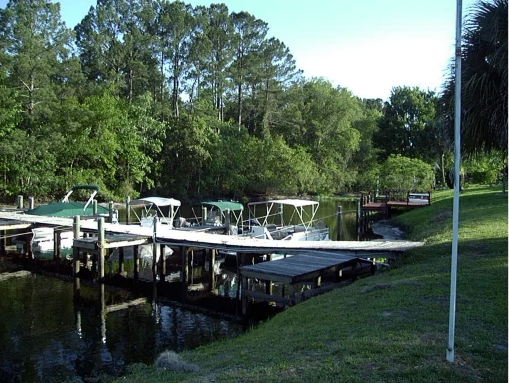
0;274;242;382
0;197;361;382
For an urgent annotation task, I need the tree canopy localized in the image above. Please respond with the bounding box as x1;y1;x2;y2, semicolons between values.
0;0;503;201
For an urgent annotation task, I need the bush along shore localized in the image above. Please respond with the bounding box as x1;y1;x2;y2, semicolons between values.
113;186;508;383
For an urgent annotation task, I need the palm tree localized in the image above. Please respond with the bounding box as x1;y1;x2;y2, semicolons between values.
442;0;508;155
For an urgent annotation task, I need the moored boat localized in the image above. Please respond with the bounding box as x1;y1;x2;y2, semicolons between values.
243;199;330;241
16;185;110;255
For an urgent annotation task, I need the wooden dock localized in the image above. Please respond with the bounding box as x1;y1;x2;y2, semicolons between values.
240;252;373;313
0;210;425;311
360;191;431;218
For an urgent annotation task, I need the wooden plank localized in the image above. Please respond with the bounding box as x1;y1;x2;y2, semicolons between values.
106;298;147;313
0;211;424;255
240;253;358;284
103;238;148;249
0;221;33;230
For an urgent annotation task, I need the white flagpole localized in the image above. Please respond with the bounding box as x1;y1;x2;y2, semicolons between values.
447;0;462;363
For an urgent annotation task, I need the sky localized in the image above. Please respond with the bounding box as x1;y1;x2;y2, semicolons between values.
0;0;478;101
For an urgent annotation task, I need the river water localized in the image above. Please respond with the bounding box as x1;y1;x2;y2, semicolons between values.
0;197;367;382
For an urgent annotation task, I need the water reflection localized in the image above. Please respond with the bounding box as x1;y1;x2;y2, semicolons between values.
0;273;242;383
0;197;371;382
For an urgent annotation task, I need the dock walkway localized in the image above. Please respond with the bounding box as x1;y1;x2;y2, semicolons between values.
0;210;424;311
240;251;374;313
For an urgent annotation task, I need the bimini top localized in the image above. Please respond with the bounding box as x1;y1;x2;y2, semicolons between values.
130;197;181;207
200;201;244;212
25;201;109;217
246;199;321;231
248;199;319;208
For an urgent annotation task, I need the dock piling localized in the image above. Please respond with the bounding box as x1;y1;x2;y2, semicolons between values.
17;195;23;209
125;196;131;224
336;205;342;241
98;217;105;280
152;216;158;283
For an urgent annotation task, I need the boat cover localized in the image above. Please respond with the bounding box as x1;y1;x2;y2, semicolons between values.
200;201;244;211
25;201;109;217
131;197;181;207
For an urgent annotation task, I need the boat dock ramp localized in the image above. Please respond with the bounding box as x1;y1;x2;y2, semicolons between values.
0;210;424;315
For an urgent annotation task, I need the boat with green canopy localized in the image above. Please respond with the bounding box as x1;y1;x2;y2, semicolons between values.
19;185;110;254
25;185;109;217
177;200;244;235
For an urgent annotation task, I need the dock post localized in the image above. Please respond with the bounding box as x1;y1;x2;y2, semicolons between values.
181;246;188;300
289;284;296;306
28;196;34;209
236;253;245;301
72;216;80;268
152;217;158;283
225;209;231;234
159;244;166;281
53;230;61;260
17;195;23;209
0;230;6;256
108;201;114;223
118;247;125;276
201;206;207;224
241;275;249;318
125;196;131;224
93;200;98;215
265;253;273;295
133;245;139;283
336;205;342;241
73;246;80;276
356;199;361;241
209;249;216;291
98;217;105;280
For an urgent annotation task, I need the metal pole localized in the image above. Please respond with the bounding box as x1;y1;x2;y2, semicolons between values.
447;0;462;363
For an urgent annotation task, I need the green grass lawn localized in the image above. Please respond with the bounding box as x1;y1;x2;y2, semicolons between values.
114;186;508;383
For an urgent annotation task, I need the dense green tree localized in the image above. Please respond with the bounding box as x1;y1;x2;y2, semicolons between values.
0;0;76;128
279;79;362;192
242;37;301;138
374;86;439;163
203;4;233;122
157;1;197;117
229;11;268;127
75;0;125;93
351;99;383;192
75;0;157;102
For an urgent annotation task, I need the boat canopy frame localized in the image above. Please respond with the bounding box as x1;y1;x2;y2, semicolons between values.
194;201;244;227
246;199;320;232
61;184;100;212
130;197;182;227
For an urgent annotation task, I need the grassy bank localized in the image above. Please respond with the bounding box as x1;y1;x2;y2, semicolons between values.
114;186;507;383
